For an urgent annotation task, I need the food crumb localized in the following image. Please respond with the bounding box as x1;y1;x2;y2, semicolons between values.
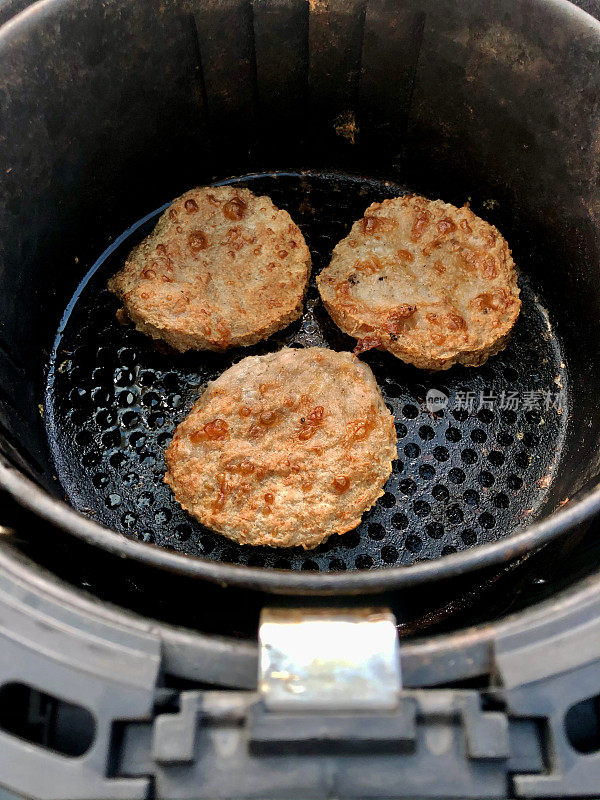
334;111;358;145
482;198;499;210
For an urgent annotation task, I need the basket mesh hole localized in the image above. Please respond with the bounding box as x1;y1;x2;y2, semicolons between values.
471;428;487;444
426;522;444;540
391;513;409;530
479;471;495;487
479;512;496;529
493;492;510;509
381;545;399;563
432;485;449;501
461;448;478;464
445;426;462;442
413;500;431;518
461;528;477;545
508;474;524;490
448;468;466;484
464;489;480;506
368;522;386;540
111;452;129;468
432;446;448;462
406;534;423;552
399;479;417;495
402;404;419;419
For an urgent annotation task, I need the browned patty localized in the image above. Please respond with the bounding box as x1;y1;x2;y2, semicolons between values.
317;195;521;370
164;347;397;549
108;186;311;352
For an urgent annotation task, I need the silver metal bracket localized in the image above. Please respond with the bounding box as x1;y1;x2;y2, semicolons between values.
258;607;401;712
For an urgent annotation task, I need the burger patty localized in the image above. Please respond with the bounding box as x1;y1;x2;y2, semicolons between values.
108;186;311;352
164;347;397;549
317;194;521;370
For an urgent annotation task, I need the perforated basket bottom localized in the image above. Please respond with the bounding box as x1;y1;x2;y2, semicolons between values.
45;171;569;572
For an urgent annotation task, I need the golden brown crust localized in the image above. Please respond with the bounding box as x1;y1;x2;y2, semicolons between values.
164;347;397;549
316;195;521;370
108;186;311;352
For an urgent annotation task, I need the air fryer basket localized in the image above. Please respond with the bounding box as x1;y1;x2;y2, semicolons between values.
45;171;569;573
0;0;599;594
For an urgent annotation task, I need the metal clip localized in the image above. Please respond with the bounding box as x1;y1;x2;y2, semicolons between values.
259;607;401;712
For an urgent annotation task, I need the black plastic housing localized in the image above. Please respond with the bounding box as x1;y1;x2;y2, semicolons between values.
0;0;599;595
